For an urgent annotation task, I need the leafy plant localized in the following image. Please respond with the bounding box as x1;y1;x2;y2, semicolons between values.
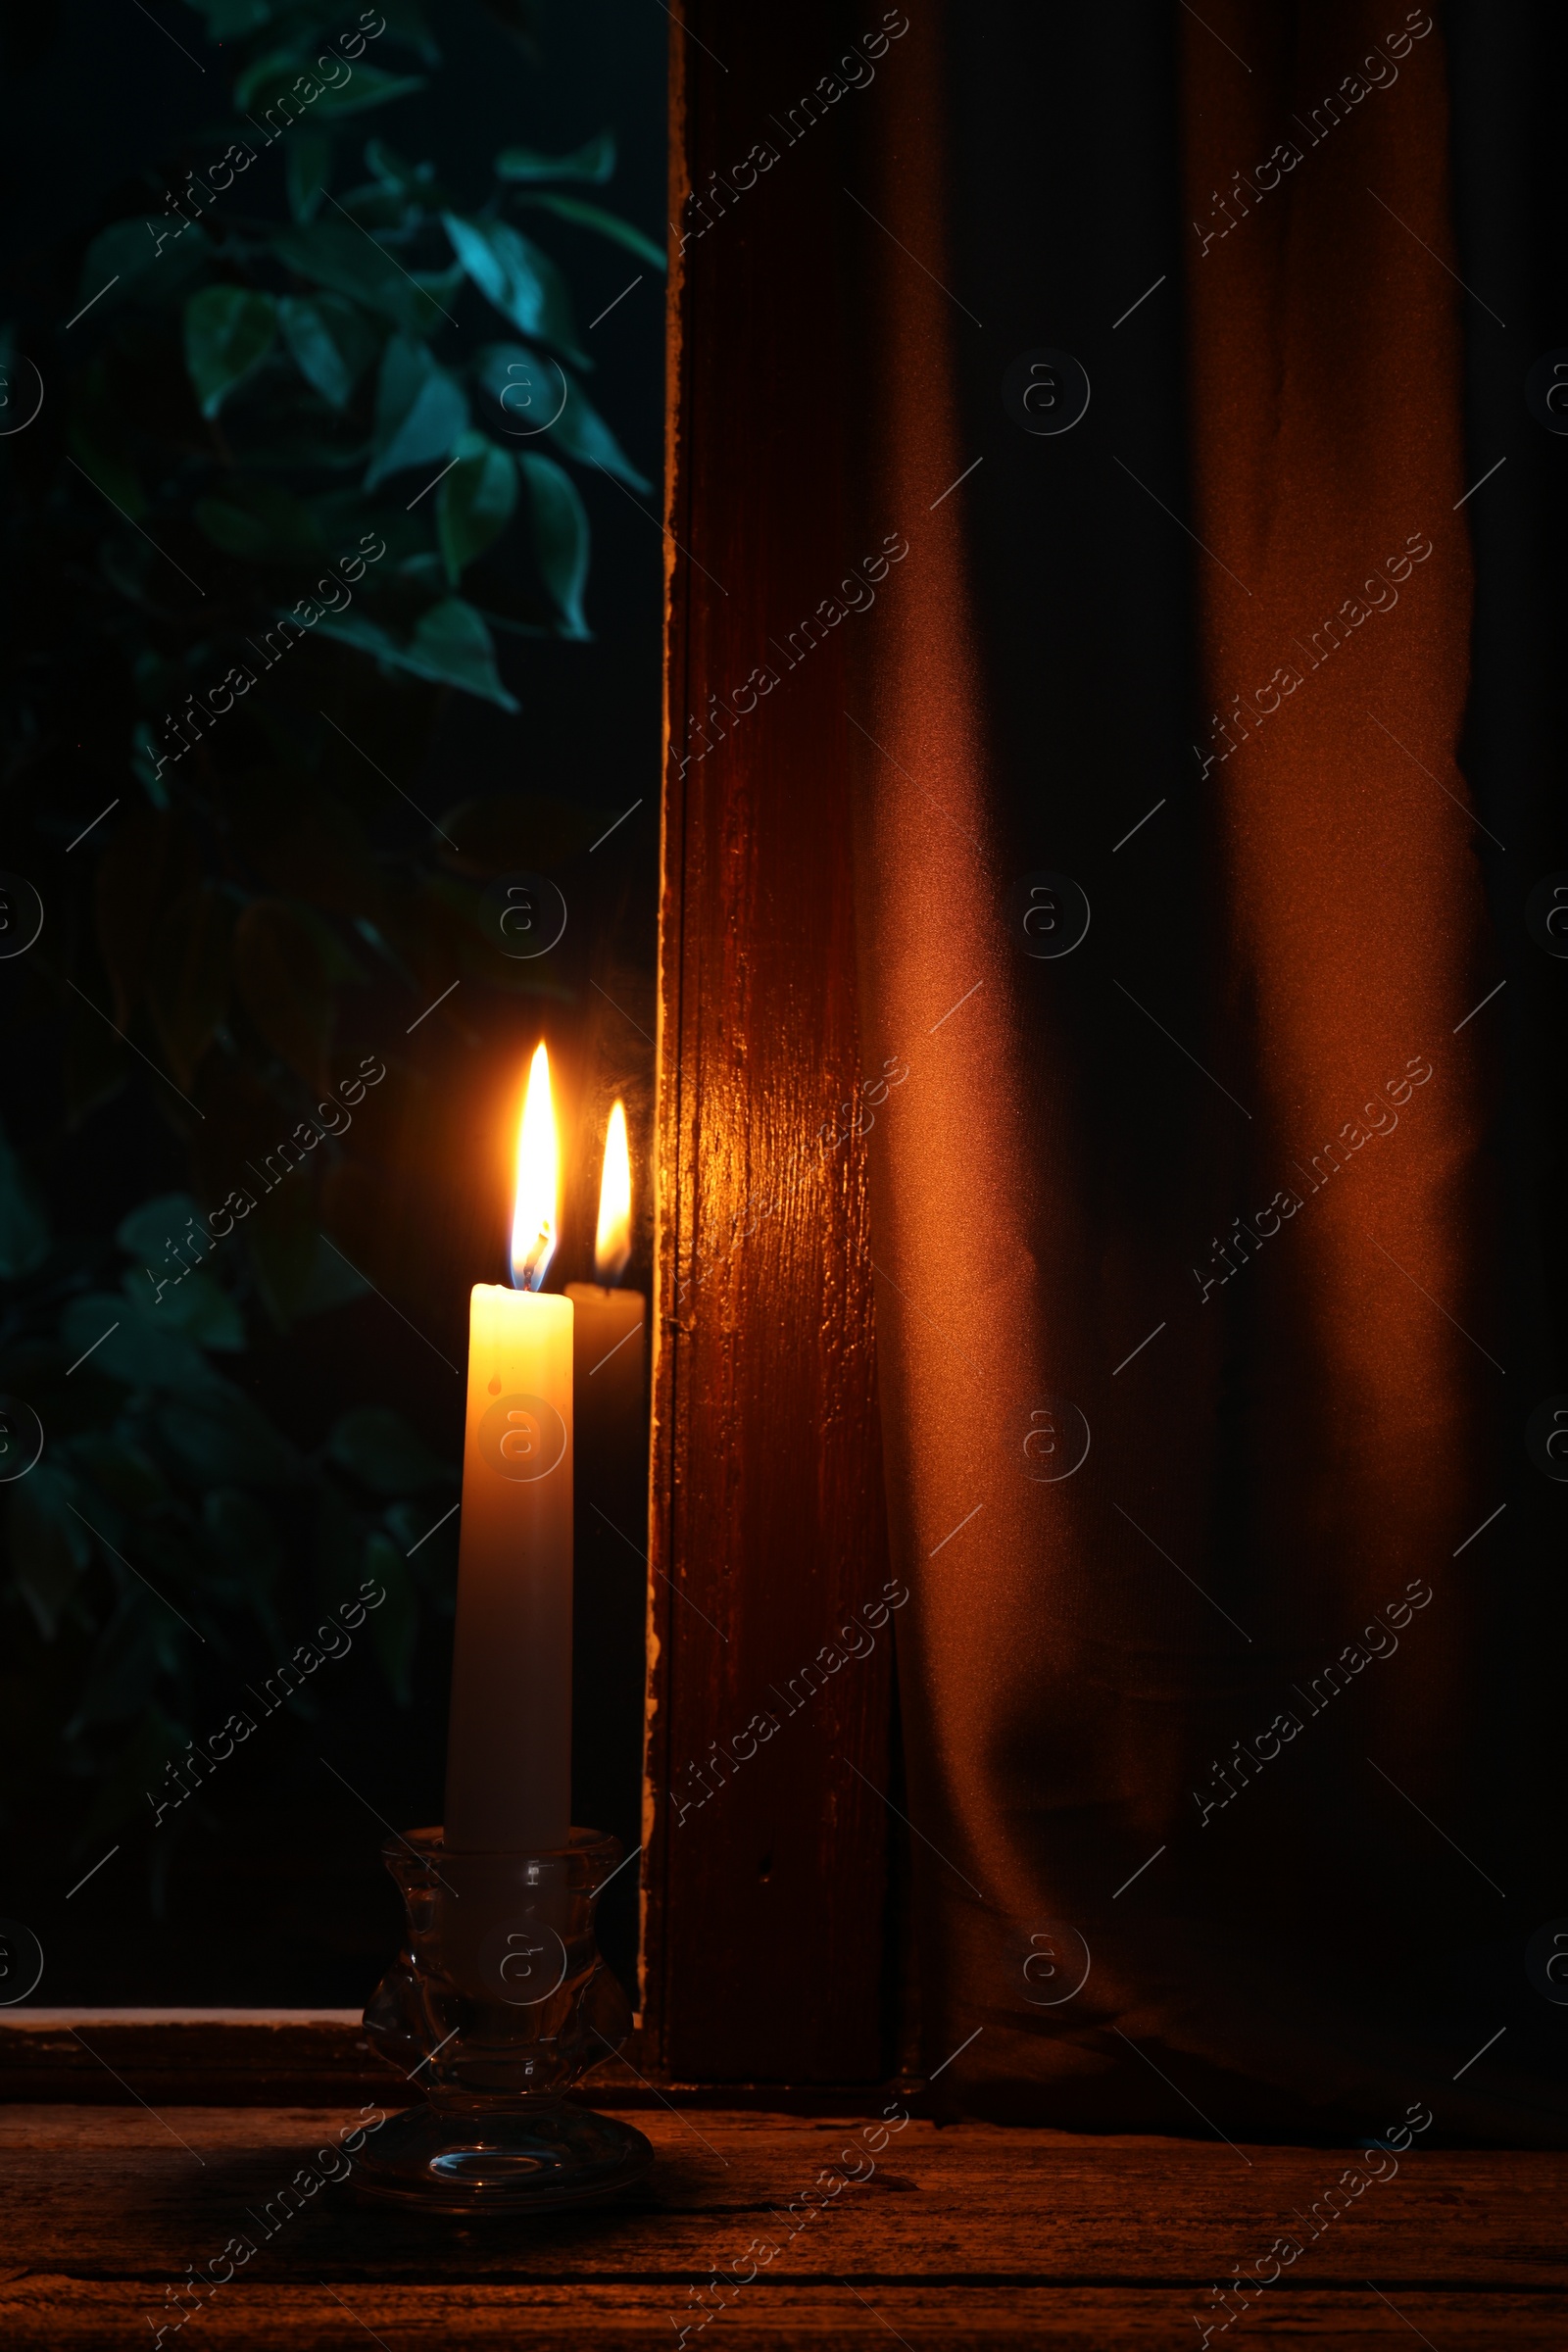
1;1168;451;1875
0;0;660;1866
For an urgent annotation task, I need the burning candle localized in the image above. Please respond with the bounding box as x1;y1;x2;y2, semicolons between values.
444;1043;573;1853
565;1105;646;1506
565;1103;647;1886
566;1101;642;1350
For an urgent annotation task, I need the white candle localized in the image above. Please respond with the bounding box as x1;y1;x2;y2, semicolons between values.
444;1044;573;1853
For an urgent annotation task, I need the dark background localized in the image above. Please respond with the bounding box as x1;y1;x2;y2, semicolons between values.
0;0;665;2002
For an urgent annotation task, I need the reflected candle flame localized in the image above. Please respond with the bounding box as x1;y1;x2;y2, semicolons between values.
594;1100;632;1284
510;1042;558;1291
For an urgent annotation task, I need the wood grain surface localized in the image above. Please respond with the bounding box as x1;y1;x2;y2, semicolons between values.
0;2010;687;2111
2;2105;1564;2346
645;0;895;2082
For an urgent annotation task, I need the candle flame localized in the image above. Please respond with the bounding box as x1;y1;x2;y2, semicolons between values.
594;1101;632;1284
510;1043;558;1291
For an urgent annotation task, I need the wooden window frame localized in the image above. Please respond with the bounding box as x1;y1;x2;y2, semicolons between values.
636;0;896;2085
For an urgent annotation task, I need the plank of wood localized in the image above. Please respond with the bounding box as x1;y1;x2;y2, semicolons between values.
0;2014;925;2111
647;0;894;2082
6;2276;1568;2349
0;2013;386;2108
3;2107;1564;2295
0;2011;672;2108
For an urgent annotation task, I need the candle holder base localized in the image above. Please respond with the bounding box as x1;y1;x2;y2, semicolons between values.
357;1825;653;2215
352;2098;652;2215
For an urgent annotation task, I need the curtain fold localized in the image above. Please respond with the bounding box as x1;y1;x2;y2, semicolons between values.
846;0;1567;2137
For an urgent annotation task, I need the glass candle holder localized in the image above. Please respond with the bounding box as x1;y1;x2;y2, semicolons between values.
356;1825;653;2213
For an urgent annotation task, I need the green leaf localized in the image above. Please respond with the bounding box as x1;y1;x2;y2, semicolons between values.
80;217;212;306
234;45;315;106
0;1119;49;1278
329;1405;449;1494
437;429;517;581
80;218;159;299
408;598;518;706
472;344;647;487
286;128;332;221
442;214;586;366
495;130;615;183
241;46;427;117
116;1193;202;1260
520;193;665;271
195;478;326;562
310;610;404;663
273;219;452;334
313;601;518;708
158;1383;300;1486
278;292;382;409
364;1530;417;1703
367;332;467;487
248;59;429;122
183;285;277;418
312;64;428;118
546;371;649;490
126;725;166;816
9;1466;92;1641
520;452;590;638
60;1293;214;1394
127;1268;244;1351
470;342;564;439
378;0;441;59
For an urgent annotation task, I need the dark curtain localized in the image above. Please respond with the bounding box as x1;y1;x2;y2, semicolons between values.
844;0;1568;2137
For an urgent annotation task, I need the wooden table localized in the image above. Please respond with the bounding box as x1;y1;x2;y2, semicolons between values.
4;2100;1565;2346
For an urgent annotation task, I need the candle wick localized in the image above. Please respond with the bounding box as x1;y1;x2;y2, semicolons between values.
513;1216;555;1292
